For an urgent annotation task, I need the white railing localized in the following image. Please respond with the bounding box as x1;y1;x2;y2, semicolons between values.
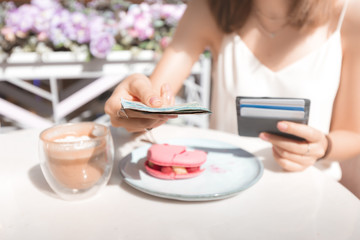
0;50;211;129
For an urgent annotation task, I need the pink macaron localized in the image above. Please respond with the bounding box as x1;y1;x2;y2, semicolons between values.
145;144;207;180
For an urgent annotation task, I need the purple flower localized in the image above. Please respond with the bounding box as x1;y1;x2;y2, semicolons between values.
48;9;71;46
90;32;115;58
6;4;40;33
1;0;186;57
149;3;162;20
34;8;58;34
118;10;135;30
89;16;105;37
133;13;154;40
118;3;155;41
160;4;186;25
89;16;117;38
64;12;90;44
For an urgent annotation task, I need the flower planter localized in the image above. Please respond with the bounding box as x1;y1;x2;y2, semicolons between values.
41;51;88;63
6;52;39;63
2;50;158;64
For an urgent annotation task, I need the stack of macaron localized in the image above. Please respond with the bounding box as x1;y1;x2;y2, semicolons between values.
145;144;207;180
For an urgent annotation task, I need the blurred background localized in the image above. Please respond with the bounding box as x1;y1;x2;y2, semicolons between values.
0;0;210;132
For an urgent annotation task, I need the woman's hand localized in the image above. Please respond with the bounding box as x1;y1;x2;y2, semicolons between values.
104;73;177;132
259;121;329;171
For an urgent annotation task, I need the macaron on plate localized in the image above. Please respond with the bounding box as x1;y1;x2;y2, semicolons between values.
145;144;207;180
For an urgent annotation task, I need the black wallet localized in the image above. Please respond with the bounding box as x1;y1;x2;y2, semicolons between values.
236;96;311;140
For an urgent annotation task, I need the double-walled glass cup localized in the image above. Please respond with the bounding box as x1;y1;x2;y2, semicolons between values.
39;122;114;200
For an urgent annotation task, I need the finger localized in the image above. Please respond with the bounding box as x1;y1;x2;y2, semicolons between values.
110;117;167;132
161;83;175;106
126;119;168;132
104;75;146;119
273;147;308;171
277;121;323;142
260;132;309;155
149;119;168;129
127;75;163;108
104;86;131;118
273;146;316;166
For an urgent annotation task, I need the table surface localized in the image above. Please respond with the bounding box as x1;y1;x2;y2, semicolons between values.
1;124;359;240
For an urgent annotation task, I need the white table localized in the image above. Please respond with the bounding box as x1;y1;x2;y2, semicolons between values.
1;124;359;240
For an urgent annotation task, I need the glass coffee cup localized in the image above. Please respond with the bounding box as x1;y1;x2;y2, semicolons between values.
39;122;114;200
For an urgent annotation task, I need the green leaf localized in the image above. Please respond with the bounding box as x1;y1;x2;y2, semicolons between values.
153;20;165;28
139;41;149;49
112;44;124;51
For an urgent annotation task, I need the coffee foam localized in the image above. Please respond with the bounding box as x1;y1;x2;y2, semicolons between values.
54;135;92;142
53;135;98;149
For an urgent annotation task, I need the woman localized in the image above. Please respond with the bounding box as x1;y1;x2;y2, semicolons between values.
105;0;360;176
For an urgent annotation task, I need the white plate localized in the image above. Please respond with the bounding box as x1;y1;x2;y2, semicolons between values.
119;138;263;201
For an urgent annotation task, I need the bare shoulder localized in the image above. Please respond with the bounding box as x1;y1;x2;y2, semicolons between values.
341;0;360;51
175;0;223;54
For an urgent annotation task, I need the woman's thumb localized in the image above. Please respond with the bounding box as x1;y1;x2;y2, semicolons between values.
128;74;163;107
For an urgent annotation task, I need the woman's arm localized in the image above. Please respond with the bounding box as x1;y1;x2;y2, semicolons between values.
328;0;360;161
104;0;221;132
149;0;222;93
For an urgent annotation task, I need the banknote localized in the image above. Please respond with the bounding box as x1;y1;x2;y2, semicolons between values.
121;98;211;114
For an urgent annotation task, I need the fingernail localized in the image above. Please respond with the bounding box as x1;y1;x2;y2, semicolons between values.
164;91;172;103
149;97;161;107
161;83;173;105
259;132;268;141
278;122;288;132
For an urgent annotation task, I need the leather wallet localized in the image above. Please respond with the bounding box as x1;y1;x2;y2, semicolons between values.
236;96;311;140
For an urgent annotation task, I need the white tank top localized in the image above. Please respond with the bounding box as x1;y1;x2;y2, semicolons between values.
210;1;349;180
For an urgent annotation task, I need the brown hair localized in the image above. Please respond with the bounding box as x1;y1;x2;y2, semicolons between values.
206;0;336;33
